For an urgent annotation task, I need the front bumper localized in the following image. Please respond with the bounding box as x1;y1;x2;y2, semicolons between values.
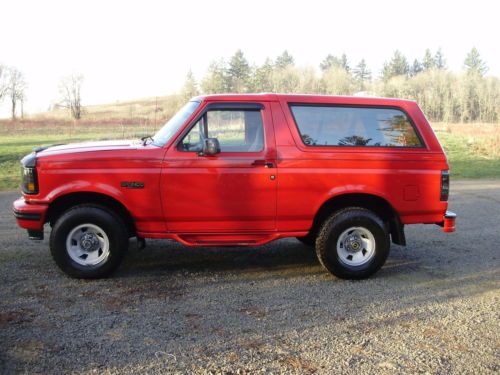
13;198;48;235
437;210;456;233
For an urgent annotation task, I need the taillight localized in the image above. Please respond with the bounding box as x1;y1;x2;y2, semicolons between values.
440;170;449;201
21;167;38;194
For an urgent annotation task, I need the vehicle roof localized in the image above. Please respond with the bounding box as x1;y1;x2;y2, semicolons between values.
194;93;416;107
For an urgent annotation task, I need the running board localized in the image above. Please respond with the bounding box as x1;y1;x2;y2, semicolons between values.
136;231;309;246
179;233;275;246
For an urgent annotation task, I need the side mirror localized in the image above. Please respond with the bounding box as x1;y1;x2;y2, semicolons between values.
200;138;220;156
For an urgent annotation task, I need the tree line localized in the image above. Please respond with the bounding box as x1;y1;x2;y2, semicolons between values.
182;47;499;123
1;47;497;123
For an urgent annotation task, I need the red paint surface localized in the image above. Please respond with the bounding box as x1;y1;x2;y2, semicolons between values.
14;94;453;244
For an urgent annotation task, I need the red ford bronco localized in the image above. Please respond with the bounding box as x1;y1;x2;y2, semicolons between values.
13;94;456;279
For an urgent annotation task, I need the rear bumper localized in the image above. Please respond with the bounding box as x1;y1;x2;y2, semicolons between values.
437;210;456;233
13;198;48;232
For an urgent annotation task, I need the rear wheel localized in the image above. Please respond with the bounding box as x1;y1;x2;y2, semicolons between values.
316;208;390;279
50;205;128;279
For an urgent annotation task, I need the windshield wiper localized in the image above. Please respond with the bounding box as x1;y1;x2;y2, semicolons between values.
141;135;154;146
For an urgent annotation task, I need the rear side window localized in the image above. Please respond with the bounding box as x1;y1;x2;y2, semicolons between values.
290;105;423;148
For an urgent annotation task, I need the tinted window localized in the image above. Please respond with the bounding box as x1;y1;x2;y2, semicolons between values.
180;110;264;152
290;105;422;147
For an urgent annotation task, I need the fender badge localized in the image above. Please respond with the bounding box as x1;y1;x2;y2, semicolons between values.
121;181;144;189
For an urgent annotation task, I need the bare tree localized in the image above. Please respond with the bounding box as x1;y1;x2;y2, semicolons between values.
59;74;84;120
20;94;26;118
6;67;27;120
0;65;8;102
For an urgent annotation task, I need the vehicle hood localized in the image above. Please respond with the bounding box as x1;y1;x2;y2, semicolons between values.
35;140;142;157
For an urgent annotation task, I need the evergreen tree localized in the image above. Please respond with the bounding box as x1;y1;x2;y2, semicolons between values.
382;50;409;80
251;58;274;92
200;60;229;94
181;70;199;100
353;59;371;89
422;48;435;70
227;49;251;92
464;47;488;76
320;54;341;71
434;48;447;69
410;59;423;76
320;54;350;72
340;54;350;72
275;50;295;69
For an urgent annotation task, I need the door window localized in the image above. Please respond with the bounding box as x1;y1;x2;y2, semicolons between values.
180;110;264;152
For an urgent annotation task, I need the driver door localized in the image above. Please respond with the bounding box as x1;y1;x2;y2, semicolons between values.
161;102;277;232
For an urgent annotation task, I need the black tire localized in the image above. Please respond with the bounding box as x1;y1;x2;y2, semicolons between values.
315;207;390;279
49;205;129;279
296;232;316;247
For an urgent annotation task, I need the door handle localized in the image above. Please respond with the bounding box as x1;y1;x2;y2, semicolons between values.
252;160;275;168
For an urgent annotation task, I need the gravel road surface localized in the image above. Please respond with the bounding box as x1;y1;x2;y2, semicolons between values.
1;180;499;374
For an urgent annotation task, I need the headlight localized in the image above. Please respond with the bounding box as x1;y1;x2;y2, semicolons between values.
21;167;38;194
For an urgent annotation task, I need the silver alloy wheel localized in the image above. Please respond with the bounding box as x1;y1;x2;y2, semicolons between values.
336;226;376;267
66;223;110;266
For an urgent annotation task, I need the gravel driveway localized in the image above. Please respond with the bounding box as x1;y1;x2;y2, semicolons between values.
1;180;499;374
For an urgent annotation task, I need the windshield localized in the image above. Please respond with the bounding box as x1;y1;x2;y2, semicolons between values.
152;100;200;146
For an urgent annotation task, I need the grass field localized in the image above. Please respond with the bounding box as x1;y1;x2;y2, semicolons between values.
0;99;499;191
0;96;176;191
432;122;500;179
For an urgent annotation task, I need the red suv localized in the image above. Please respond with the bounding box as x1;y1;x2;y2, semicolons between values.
13;94;456;279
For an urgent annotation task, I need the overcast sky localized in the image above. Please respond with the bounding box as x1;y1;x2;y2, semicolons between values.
0;0;498;117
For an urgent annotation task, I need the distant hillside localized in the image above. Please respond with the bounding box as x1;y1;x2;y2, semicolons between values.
28;94;185;123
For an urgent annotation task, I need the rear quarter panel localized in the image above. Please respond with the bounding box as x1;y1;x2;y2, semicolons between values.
272;97;448;231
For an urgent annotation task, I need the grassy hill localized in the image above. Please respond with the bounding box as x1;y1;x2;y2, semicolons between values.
0;94;185;190
0;95;499;191
33;94;184;121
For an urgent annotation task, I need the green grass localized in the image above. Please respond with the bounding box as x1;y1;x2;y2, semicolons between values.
0;95;182;191
1;121;499;191
435;127;500;179
0;130;143;191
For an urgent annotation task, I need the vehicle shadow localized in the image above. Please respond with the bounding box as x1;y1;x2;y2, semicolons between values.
120;237;323;277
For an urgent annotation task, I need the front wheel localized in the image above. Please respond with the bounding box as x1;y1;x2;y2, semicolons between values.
316;208;390;279
50;205;129;279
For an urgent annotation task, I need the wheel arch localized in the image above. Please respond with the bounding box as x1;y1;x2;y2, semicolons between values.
311;192;406;246
46;192;136;237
